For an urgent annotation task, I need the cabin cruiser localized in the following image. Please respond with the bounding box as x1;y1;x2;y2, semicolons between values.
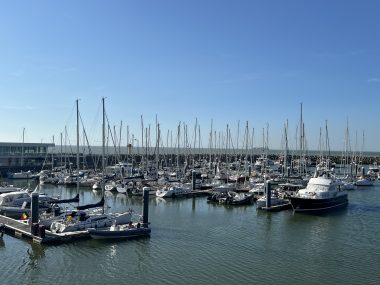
207;191;253;205
0;190;58;219
290;170;348;213
0;182;23;194
354;176;374;187
156;183;192;198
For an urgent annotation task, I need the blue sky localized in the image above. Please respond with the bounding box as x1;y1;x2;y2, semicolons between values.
0;0;379;152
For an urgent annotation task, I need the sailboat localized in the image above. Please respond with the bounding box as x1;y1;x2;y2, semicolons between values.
49;98;133;233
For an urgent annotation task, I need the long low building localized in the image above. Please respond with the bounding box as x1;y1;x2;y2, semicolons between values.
0;142;55;169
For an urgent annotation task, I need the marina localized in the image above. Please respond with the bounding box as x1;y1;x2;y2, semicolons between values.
2;1;380;284
0;172;379;284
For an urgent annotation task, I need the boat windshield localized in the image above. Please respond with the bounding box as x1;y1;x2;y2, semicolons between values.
306;184;329;192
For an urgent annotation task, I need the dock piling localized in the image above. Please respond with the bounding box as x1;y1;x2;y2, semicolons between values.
265;181;271;208
30;192;39;234
142;187;149;227
192;171;196;191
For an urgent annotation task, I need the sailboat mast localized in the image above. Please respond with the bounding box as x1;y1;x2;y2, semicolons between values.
60;132;63;168
21;127;25;168
210;119;213;166
52;135;55;170
284;120;289;169
141;115;144;170
299;102;303;156
119;120;122;160
76;99;80;195
101;97;106;214
299;103;304;175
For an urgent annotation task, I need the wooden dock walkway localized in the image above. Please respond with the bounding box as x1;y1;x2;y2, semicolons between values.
0;215;90;245
259;203;292;212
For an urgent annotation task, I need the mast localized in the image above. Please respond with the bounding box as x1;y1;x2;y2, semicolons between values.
299;102;304;175
177;122;181;178
245;121;249;178
102;97;106;214
226;124;229;183
64;126;68;169
155;115;158;172
76;99;80;196
119;120;122;161
284;120;289;168
21;127;25;168
60;132;63;168
237;120;240;156
194;118;197;167
156;123;160;175
52;135;55;171
209;119;213;167
251;127;254;165
141;115;144;169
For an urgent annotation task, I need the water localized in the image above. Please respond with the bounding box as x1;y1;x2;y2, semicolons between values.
1;181;380;285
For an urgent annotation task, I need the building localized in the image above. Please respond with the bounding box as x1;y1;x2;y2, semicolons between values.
0;142;55;173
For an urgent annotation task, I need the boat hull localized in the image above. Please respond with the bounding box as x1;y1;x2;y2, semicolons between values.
88;227;151;239
290;194;348;213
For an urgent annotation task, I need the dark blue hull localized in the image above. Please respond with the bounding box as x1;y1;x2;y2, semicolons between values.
290;194;348;213
88;227;151;239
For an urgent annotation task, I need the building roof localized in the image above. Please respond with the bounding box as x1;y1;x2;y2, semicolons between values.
0;142;55;147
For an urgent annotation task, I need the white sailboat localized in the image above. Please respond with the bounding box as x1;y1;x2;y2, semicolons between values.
50;98;133;233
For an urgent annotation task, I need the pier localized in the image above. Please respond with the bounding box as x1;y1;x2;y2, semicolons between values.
0;215;90;244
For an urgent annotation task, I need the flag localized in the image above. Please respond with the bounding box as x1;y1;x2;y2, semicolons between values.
20;212;28;220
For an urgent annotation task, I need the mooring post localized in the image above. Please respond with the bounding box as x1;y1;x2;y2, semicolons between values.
265;180;271;208
30;191;39;235
192;171;196;191
142;187;150;228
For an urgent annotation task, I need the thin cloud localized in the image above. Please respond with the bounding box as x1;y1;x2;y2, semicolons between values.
368;78;380;83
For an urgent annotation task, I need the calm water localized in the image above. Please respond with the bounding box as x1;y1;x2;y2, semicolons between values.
1;180;379;285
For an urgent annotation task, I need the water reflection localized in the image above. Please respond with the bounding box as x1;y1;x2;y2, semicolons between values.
3;177;380;285
23;242;45;272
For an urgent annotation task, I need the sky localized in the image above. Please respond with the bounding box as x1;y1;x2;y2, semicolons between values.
0;0;379;152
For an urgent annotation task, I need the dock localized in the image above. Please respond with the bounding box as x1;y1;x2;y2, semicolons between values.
259;203;292;212
0;214;90;245
186;190;212;197
0;187;152;245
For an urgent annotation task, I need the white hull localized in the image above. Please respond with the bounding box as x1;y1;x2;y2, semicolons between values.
50;211;132;233
156;184;191;198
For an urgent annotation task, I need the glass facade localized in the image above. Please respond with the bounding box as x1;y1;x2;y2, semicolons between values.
0;142;54;168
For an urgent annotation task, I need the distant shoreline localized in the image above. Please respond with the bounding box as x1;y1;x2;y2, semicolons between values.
48;145;380;157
